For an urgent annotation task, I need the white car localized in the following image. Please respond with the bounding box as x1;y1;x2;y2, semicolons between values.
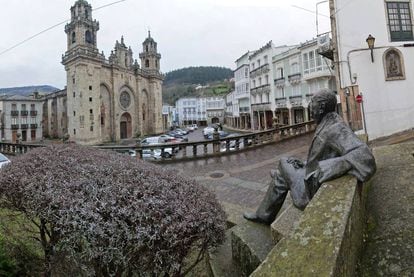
0;153;11;169
203;126;215;138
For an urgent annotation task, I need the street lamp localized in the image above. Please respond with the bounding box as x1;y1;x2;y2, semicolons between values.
366;34;375;63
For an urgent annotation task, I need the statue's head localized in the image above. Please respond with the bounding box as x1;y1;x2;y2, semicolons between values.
310;89;337;124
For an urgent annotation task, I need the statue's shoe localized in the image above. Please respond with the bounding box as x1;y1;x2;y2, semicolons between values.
243;212;272;225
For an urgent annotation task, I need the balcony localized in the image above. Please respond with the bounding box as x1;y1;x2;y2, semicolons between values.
239;107;250;114
251;102;271;111
249;63;270;78
30;124;38;129
21;124;29;129
274;77;285;87
11;111;19;116
289;95;303;107
275;97;287;108
11;124;19;130
288;73;301;84
30;110;38;116
20;110;29;116
251;84;270;95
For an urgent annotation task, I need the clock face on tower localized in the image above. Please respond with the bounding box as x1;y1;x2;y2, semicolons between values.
119;91;131;109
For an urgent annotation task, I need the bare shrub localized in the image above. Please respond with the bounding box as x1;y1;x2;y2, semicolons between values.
0;144;226;276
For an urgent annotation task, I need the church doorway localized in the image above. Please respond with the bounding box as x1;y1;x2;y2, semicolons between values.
211;117;219;124
120;113;132;139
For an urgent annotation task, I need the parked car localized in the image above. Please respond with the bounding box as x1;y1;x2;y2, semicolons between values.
0;153;10;169
142;149;162;160
190;124;198;130
140;136;161;145
175;128;189;135
205;130;229;140
158;134;175;143
203;126;215;138
167;131;189;142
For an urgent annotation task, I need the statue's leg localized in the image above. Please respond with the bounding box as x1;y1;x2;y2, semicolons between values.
243;168;288;225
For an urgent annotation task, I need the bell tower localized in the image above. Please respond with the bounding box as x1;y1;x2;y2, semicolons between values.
139;31;161;73
64;0;99;53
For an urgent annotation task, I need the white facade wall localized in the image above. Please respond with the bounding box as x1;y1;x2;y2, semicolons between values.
0;96;43;142
175;97;208;125
333;0;414;139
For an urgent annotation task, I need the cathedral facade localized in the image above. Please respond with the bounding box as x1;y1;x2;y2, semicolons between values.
61;0;163;144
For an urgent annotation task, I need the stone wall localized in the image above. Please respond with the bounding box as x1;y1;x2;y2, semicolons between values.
251;175;369;276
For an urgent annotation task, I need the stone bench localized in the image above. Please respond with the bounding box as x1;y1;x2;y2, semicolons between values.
251;175;369;276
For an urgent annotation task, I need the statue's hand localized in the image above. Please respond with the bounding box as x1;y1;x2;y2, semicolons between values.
287;158;304;169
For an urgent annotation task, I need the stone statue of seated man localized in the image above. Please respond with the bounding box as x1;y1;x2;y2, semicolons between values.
244;89;376;224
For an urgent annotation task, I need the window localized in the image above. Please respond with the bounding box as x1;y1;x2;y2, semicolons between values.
303;53;309;74
276;87;285;98
265;75;269;85
245;67;248;77
71;32;76;44
73;111;76;116
292;85;301;96
303;51;324;74
80;116;85;128
85;30;93;44
386;2;414;41
89;97;92;102
257;59;261;67
276;67;284;78
89;85;92;90
291;63;300;74
73;91;76;98
74;129;76;135
21;104;26;111
145;59;150;67
253;80;256;88
11;104;17;110
90;126;93;132
259;77;262;86
30;104;35;111
264;55;268;64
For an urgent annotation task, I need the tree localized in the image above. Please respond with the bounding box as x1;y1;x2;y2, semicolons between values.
0;145;226;276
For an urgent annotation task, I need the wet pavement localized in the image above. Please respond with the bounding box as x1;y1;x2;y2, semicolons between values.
162;130;313;216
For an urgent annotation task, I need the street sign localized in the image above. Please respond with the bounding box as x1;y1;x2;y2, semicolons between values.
356;94;363;103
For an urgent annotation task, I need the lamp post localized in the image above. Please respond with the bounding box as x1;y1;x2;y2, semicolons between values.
366;34;375;62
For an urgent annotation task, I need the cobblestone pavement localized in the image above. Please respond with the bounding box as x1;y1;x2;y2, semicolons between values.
161;131;313;221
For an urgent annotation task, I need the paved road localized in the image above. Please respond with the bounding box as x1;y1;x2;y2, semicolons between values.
162;131;314;224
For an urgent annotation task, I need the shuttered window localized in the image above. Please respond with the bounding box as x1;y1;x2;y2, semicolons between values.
387;2;414;41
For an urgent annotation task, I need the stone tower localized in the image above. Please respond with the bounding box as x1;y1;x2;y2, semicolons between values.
139;32;164;135
139;31;161;73
65;0;99;52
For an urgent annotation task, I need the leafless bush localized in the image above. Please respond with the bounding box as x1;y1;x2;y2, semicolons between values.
0;144;226;276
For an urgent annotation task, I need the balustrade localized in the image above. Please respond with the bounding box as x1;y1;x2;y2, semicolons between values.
0;122;316;161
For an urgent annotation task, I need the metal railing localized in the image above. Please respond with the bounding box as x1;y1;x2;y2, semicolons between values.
0;121;316;161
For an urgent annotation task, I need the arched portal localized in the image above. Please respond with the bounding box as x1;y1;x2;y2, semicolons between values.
211;117;220;124
120;112;132;139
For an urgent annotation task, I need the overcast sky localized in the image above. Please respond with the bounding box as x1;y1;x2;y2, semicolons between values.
0;0;330;89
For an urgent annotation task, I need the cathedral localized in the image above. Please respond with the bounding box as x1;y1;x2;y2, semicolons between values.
59;0;163;144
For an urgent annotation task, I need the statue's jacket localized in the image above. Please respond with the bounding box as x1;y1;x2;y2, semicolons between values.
305;112;377;196
281;112;377;209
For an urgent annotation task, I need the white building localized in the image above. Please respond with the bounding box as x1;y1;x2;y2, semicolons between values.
0;94;44;143
206;97;225;125
249;42;294;130
273;38;336;125
233;52;251;129
330;0;414;139
176;96;225;126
